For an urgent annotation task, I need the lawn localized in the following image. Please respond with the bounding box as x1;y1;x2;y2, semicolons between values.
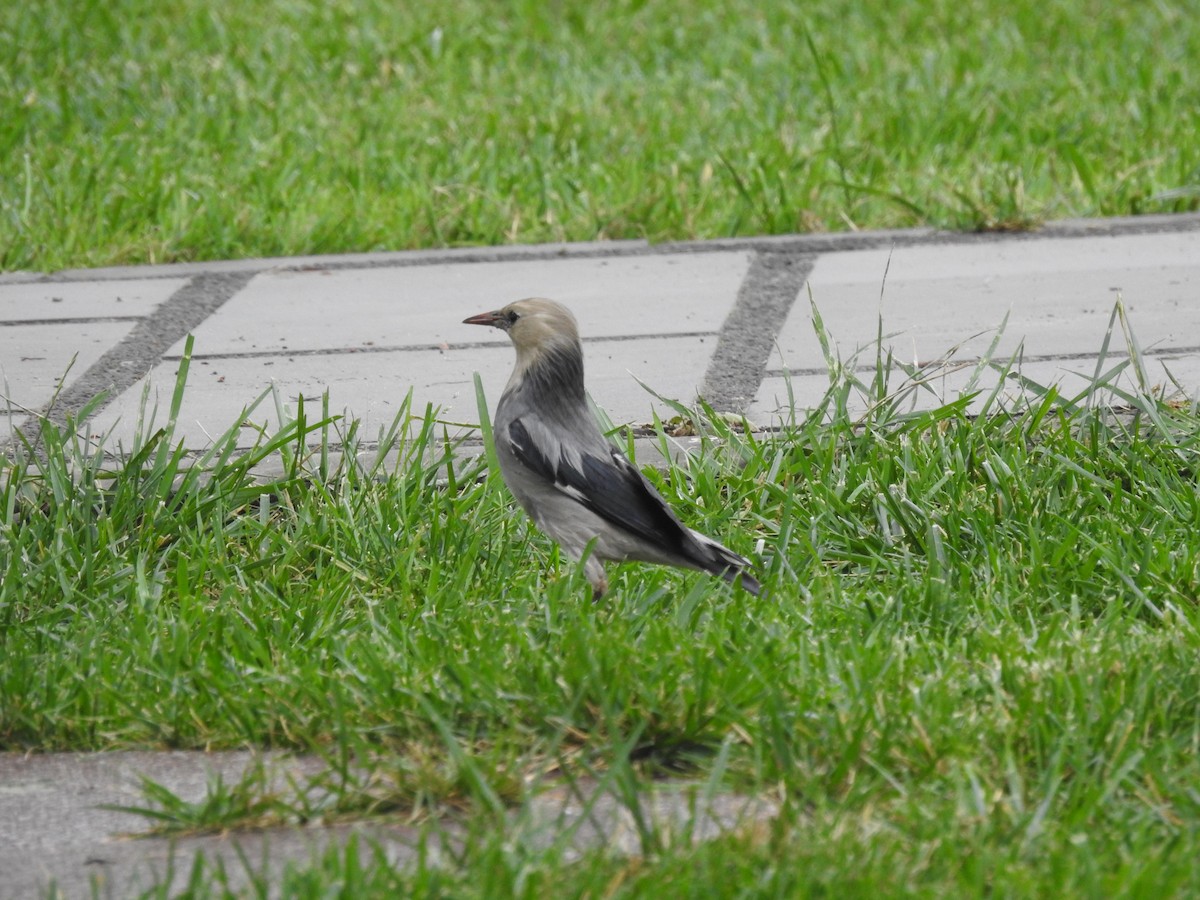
2;0;1199;272
3;0;1200;891
3;318;1199;894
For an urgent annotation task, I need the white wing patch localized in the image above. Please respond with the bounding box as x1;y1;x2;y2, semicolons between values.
556;482;589;504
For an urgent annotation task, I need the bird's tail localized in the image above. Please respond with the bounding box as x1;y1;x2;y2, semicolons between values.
720;563;762;596
692;532;762;596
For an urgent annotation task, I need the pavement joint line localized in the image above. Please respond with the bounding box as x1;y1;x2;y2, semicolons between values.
0;316;145;327
3;211;1197;284
701;250;816;413
762;345;1200;378
164;331;723;362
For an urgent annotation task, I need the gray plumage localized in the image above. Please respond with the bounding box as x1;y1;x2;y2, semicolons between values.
464;298;761;599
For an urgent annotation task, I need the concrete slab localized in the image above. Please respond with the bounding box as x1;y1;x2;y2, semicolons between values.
775;231;1200;370
750;351;1200;423
0;414;25;446
0;278;188;322
163;252;751;356
0;751;777;898
0;751;328;899
88;335;715;451
0;321;142;443
0;278;188;443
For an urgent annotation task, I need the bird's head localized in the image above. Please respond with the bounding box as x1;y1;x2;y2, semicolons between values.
463;298;581;367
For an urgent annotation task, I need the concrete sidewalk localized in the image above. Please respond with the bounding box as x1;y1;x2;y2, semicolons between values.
3;213;1199;457
0;750;777;898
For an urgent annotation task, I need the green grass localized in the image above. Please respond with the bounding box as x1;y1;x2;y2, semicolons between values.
3;0;1199;272
5;308;1200;895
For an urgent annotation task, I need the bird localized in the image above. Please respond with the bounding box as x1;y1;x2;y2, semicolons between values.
463;298;761;600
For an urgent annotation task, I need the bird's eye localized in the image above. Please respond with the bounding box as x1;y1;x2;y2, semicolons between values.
506;310;521;323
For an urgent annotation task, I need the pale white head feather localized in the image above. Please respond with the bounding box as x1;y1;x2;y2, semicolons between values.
464;297;586;395
483;298;581;381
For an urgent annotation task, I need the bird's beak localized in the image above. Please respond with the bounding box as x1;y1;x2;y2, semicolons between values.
463;310;506;328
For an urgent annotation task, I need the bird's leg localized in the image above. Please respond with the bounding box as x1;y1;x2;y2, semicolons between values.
586;564;608;602
581;545;608;601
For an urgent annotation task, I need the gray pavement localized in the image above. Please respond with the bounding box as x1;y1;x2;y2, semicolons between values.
4;213;1199;456
0;750;776;898
2;214;1200;896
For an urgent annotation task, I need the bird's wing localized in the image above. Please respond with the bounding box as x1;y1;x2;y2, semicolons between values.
505;415;688;548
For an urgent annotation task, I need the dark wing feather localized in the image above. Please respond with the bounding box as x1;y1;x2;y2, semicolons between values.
505;416;557;480
506;417;689;551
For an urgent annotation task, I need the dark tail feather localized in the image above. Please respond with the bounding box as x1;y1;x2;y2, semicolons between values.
694;535;762;596
720;564;762;596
